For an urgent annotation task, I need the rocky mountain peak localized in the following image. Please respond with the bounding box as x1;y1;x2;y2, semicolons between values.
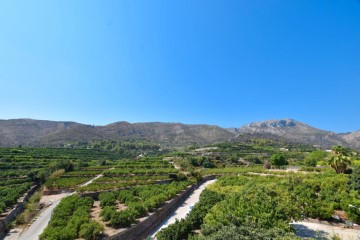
249;119;298;128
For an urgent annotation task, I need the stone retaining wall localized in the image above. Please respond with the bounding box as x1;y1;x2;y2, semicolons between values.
104;175;216;240
80;179;173;200
0;185;39;239
43;188;74;196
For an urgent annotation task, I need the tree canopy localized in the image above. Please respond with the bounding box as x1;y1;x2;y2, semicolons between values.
328;146;351;174
270;154;288;167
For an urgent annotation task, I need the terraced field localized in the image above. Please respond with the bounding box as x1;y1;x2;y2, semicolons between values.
41;157;192;239
0;148;124;215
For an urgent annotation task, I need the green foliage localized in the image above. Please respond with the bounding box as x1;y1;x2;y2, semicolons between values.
157;189;224;240
100;206;116;221
0;183;31;213
109;209;137;227
169;173;188;182
73;139;166;157
270;153;288;167
203;185;295;232
0;147;126;214
348;165;360;193
191;225;301;240
202;158;215;168
98;181;190;228
99;192;116;207
304;150;328;167
79;220;104;240
201;166;264;176
328;146;352;174
156;219;192;240
40;194;103;240
159;170;360;239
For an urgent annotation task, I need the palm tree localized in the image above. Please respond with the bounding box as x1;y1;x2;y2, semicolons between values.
328;146;351;174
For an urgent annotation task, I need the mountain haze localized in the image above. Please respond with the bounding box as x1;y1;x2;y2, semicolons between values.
0;118;359;149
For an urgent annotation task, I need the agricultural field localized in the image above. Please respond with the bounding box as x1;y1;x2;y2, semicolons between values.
3;141;360;240
77;157;184;192
156;170;360;240
0;147;126;215
41;156;192;239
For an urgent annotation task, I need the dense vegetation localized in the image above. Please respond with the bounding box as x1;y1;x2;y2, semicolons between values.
40;195;103;240
72;139;168;157
0;148;123;214
99;181;190;228
78;157;183;192
2;140;360;240
157;171;360;239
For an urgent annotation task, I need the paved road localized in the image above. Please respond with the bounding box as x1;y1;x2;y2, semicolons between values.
292;221;360;240
17;197;64;240
5;174;103;240
150;179;217;239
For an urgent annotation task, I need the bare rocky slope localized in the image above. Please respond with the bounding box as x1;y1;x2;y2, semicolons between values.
229;119;359;149
0;118;359;149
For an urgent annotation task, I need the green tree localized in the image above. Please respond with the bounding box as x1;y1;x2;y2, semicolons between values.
79;220;104;240
270;154;288;168
348;165;360;193
328;146;351;174
304;150;327;167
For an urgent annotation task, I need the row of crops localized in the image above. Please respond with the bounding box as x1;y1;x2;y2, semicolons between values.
156;170;360;240
78;158;184;192
42;156;193;239
0;147;125;215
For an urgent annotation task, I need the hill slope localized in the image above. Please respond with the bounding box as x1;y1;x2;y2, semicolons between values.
229;119;355;149
0;118;359;149
0;119;234;147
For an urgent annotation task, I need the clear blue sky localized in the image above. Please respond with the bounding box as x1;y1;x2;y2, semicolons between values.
0;1;359;133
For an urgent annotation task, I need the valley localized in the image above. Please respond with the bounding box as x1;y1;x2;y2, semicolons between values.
0;138;359;240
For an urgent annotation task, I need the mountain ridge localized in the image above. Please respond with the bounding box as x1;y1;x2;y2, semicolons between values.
0;118;359;149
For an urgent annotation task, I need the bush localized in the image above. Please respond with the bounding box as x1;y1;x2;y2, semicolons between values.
79;220;104;240
40;195;103;240
100;206;116;221
99;192;116;207
270;154;288;167
109;209;136;227
348;165;360;193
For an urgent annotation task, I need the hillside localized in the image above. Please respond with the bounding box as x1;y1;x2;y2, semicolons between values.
0;119;234;147
0;118;359;149
229;119;356;149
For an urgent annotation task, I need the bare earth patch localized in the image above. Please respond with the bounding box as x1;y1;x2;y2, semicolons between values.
116;201;127;211
39;193;68;206
292;219;360;240
90;201;124;237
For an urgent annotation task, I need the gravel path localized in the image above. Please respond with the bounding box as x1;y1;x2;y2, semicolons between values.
150;179;217;239
292;221;360;240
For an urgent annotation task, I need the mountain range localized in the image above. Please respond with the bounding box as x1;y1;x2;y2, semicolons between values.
0;118;359;149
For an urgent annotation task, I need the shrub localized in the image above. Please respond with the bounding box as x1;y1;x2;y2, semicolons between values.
99;192;116;207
